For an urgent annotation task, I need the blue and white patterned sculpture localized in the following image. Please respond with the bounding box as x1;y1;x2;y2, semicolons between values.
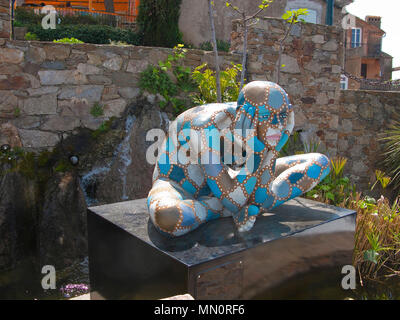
147;81;330;237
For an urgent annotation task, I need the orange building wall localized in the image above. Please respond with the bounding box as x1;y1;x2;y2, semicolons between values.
23;0;139;15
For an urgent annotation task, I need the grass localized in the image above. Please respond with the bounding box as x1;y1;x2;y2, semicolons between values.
90;102;104;118
304;157;400;284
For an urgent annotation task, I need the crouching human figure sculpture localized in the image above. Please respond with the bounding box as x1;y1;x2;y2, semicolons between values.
147;81;330;237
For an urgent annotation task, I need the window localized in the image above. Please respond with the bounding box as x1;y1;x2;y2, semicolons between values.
291;8;317;24
340;75;348;90
361;63;367;78
351;28;362;48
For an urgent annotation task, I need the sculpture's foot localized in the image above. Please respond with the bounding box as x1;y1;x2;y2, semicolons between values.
233;204;259;233
237;216;256;233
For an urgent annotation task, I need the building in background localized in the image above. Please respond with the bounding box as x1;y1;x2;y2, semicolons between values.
179;0;354;47
343;14;393;90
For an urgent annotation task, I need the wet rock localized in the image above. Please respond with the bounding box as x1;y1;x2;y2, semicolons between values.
94;101;170;203
0;169;37;271
39;172;87;269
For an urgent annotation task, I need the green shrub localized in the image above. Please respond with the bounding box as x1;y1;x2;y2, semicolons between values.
191;63;242;104
199;40;231;52
15;7;44;26
137;0;183;47
24;32;39;41
28;24;142;45
53;37;84;44
139;65;178;97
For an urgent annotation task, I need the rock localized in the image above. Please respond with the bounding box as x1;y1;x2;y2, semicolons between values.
0;169;37;271
0;48;24;64
23;94;57;115
0;63;22;74
103;99;127;117
0;123;22;147
95;102;170;203
38;172;87;269
0;75;30;90
87;75;112;85
44;44;71;61
0;91;19;118
18;129;60;148
322;40;338;52
41;115;80;132
281;54;300;74
312;35;325;44
118;87;140;100
58;85;104;103
77;63;102;75
358;102;373;120
102;56;123;71
40;61;66;70
38;70;87;85
11;116;41;129
27;86;59;96
26;46;46;64
126;60;149;73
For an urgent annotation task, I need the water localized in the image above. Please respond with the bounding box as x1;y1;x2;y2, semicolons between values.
0;257;90;300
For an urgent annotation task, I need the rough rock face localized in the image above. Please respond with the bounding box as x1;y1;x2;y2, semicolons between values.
0;168;37;271
0;166;87;272
95;100;170;203
39;172;87;269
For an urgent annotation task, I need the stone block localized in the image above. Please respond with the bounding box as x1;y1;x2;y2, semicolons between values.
87;197;356;300
41;115;80;132
0;48;24;64
103;99;127;117
38;70;87;85
58;85;104;103
18;129;59;148
23;94;57;115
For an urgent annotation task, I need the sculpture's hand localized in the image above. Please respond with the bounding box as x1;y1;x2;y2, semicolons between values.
275;109;294;152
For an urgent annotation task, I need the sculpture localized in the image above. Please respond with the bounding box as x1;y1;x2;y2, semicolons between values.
147;81;330;237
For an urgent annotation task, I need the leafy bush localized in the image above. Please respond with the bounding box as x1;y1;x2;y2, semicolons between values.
191;63;242;104
137;0;183;47
140;65;178;96
27;24;142;45
53;37;84;44
199;40;231;52
15;7;44;26
24;32;39;41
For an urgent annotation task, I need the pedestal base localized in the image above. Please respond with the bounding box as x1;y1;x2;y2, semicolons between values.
87;197;356;299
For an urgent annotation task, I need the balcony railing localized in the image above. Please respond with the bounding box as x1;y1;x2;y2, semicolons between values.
345;42;382;58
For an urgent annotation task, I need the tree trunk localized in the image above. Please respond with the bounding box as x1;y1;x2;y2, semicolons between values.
207;0;222;103
240;17;248;91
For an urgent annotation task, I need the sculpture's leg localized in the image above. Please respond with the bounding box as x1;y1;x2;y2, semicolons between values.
147;178;227;237
261;153;330;210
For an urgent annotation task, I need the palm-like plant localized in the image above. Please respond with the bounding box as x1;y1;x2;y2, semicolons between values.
380;121;400;191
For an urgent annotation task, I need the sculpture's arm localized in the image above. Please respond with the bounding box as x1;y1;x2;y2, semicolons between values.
274;109;295;153
201;134;266;214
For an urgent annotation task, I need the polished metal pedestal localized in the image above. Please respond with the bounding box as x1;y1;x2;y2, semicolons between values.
87;197;356;300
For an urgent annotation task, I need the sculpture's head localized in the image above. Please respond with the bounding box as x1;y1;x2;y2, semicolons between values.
235;81;294;152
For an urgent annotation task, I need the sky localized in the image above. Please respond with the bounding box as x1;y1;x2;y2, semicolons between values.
345;0;400;79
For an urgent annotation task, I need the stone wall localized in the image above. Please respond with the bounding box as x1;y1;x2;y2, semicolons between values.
0;0;9;39
232;17;343;157
338;90;400;187
0;39;240;149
